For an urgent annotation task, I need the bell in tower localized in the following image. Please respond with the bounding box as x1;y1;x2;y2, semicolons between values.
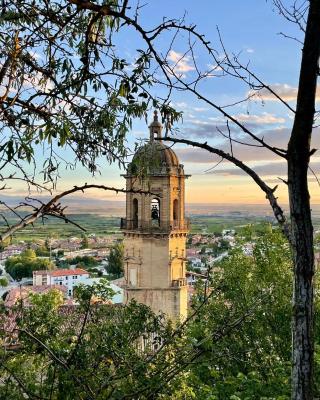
121;111;190;320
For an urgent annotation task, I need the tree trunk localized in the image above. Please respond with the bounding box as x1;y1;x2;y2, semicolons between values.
288;2;320;398
288;162;314;400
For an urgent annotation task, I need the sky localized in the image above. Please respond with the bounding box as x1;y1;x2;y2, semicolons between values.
6;1;320;207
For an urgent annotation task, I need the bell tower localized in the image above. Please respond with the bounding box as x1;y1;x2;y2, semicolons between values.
121;111;190;320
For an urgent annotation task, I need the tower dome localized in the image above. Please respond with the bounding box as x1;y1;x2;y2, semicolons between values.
128;111;182;175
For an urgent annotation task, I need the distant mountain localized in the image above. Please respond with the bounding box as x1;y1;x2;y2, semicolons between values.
7;193;320;219
0;194;126;216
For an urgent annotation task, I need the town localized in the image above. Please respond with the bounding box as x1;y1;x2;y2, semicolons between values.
0;225;265;309
0;0;318;398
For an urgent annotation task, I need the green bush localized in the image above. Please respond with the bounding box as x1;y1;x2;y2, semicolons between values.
5;249;53;280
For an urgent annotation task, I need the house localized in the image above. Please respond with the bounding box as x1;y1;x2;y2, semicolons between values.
186;248;199;257
79;277;124;304
33;268;90;297
186;271;207;287
4;285;67;307
187;256;203;269
0;244;26;261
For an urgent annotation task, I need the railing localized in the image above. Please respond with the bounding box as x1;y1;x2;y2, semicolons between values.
172;278;187;287
120;218;190;232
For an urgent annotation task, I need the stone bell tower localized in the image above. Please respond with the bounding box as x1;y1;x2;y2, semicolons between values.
121;111;190;320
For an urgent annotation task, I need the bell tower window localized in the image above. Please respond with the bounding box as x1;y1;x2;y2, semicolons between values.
173;199;179;224
133;198;138;229
151;198;160;226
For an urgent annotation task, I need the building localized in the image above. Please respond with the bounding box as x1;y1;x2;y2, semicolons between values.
33;268;89;297
186;270;207;287
4;285;67;308
0;244;26;261
121;111;190;320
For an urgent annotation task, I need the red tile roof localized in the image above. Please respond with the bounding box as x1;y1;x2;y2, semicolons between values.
50;268;89;277
4;285;67;307
33;270;50;275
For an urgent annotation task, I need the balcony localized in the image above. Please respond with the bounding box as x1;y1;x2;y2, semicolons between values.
120;218;190;232
172;278;187;287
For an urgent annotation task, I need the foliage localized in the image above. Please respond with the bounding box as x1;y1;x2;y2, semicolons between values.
58;255;98;269
0;277;8;287
187;265;202;274
5;249;53;280
0;0;181;195
185;230;296;398
236;223;273;242
106;242;124;278
0;281;189;399
1;230;318;399
35;245;50;257
81;234;89;249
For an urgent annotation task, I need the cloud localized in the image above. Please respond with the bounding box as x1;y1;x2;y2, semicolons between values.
193;107;209;112
229;113;285;124
185;112;286;139
176;148;219;164
209;161;288;177
167;50;195;76
171;102;209;114
251;83;320;102
205;160;320;179
205;63;223;78
174;126;320;164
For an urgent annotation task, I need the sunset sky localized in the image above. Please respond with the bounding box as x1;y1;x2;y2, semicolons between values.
6;1;320;207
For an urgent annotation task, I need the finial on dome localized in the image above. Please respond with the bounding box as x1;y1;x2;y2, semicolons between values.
149;110;162;141
153;110;158;122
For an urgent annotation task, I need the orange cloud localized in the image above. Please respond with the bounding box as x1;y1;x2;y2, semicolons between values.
251;83;320;102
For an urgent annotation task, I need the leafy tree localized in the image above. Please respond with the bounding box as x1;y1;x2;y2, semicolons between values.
61;255;98;269
0;277;8;287
218;238;230;251
106;242;124;278
199;246;206;255
185;230;312;399
0;231;319;399
81;234;89;249
5;249;53;280
0;282;189;399
35;246;50;257
22;249;36;259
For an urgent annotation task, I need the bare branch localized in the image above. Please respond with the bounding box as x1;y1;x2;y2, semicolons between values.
0;184;155;242
160;136;289;238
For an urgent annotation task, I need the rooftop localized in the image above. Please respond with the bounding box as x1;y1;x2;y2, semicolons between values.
50;268;89;277
4;285;67;307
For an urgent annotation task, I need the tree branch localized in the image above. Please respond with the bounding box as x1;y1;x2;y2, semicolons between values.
0;184;154;242
161;136;289;238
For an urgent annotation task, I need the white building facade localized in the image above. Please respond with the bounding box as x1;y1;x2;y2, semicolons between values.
33;268;90;297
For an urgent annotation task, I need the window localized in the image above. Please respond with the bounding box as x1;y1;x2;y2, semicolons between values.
151;198;160;226
173;199;179;222
132;198;138;228
129;268;137;287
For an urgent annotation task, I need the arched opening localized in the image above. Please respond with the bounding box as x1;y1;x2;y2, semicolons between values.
132;198;138;228
151;198;160;226
173;199;179;224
